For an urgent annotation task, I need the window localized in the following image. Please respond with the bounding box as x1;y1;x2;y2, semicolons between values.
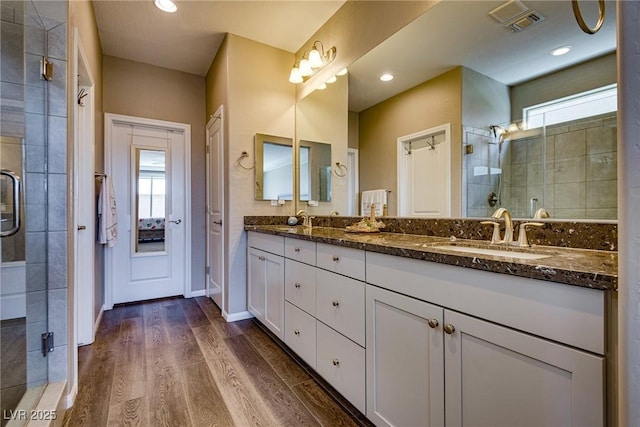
523;84;617;129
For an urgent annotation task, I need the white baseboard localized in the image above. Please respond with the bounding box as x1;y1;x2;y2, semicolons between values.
223;310;254;322
93;306;105;338
64;382;77;409
189;289;206;298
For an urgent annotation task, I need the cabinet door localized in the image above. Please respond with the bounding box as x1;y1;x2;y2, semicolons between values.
263;251;284;339
366;285;444;427
247;247;266;322
444;310;604;427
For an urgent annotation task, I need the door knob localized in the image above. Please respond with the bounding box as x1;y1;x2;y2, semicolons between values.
169;219;182;224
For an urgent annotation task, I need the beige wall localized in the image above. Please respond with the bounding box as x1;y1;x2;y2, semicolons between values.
103;56;207;292
359;67;463;216
206;34;295;316
510;52;617;120
296;1;438;99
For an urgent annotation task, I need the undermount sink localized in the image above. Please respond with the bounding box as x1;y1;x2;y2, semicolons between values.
432;245;552;260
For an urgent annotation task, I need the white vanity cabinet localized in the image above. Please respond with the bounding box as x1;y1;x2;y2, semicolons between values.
247;232;285;339
366;252;606;427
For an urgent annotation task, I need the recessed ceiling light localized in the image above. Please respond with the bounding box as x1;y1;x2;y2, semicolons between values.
154;0;177;13
550;46;571;56
379;73;394;82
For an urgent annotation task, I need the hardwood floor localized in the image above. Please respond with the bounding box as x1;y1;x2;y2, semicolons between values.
64;297;370;427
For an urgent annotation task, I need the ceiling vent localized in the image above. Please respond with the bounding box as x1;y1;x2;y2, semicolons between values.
489;0;529;23
489;1;546;32
508;11;546;32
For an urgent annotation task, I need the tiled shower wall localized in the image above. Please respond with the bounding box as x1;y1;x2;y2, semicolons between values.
0;0;68;391
502;113;617;219
463;113;617;220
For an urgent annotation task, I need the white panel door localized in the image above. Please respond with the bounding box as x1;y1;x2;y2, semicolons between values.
366;284;445;427
206;109;224;310
444;310;604;427
109;120;187;304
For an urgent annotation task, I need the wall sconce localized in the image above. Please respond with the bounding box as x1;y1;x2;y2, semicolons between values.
289;41;337;84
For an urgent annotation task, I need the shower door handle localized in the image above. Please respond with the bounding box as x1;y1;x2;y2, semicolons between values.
0;170;21;237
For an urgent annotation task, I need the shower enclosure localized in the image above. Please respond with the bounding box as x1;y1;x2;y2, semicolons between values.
1;1;69;422
464;109;617;220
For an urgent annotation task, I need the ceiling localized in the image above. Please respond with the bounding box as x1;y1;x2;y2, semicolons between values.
91;0;345;76
90;1;617;112
348;0;617;111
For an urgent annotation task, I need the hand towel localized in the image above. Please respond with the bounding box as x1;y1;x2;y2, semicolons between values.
98;176;118;247
361;189;387;216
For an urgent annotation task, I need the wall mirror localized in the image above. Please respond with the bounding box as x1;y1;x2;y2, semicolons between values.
299;140;332;203
304;0;617;220
135;148;166;253
255;133;293;201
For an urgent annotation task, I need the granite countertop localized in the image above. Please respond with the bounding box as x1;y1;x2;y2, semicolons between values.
245;224;618;291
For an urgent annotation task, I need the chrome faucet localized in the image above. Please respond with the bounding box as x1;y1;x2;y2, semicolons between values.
491;207;514;245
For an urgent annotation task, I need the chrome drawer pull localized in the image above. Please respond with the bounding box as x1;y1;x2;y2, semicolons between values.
444;324;456;334
294;330;300;336
332;300;340;307
427;319;439;329
332;255;339;262
295;282;301;288
332;359;340;366
294;247;300;253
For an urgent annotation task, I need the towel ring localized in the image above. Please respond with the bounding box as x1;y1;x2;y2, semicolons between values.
237;151;255;170
571;0;605;35
334;161;347;177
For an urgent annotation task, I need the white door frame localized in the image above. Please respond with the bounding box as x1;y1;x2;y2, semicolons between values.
71;26;96;407
397;123;451;217
104;113;192;309
347;148;359;216
205;106;225;312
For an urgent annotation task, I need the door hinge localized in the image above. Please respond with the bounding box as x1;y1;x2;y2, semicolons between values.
41;332;54;357
205;266;210;275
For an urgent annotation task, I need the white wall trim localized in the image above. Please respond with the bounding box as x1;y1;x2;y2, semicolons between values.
190;289;206;298
64;382;77;409
92;306;105;338
104;113;192;306
223;310;254;322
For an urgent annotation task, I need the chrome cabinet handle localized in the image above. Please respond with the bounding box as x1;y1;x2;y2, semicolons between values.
169;219;182;224
294;282;301;288
332;300;340;307
258;256;266;261
294;330;300;336
294;247;300;253
444;324;456;334
427;319;439;329
332;359;340;366
332;255;339;262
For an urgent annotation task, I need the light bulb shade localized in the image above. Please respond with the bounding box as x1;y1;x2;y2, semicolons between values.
299;59;313;76
308;49;323;68
154;0;177;13
326;75;337;84
318;83;327;90
336;68;348;76
289;67;303;84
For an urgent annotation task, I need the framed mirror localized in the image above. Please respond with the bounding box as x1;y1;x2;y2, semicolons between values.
135;149;166;253
299;140;332;203
254;133;293;201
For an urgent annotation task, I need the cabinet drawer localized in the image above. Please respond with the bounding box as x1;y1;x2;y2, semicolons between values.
317;321;366;414
248;231;284;256
285;302;316;369
285;238;316;265
317;243;365;281
316;269;365;347
285;259;316;315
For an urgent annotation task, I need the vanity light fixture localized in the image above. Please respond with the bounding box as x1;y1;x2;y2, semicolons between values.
288;40;337;84
336;68;348;76
317;83;327;90
326;75;337;84
550;45;571;56
154;0;177;13
380;73;394;82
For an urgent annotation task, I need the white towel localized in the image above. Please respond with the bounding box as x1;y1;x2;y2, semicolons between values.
361;189;387;216
98;176;118;247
